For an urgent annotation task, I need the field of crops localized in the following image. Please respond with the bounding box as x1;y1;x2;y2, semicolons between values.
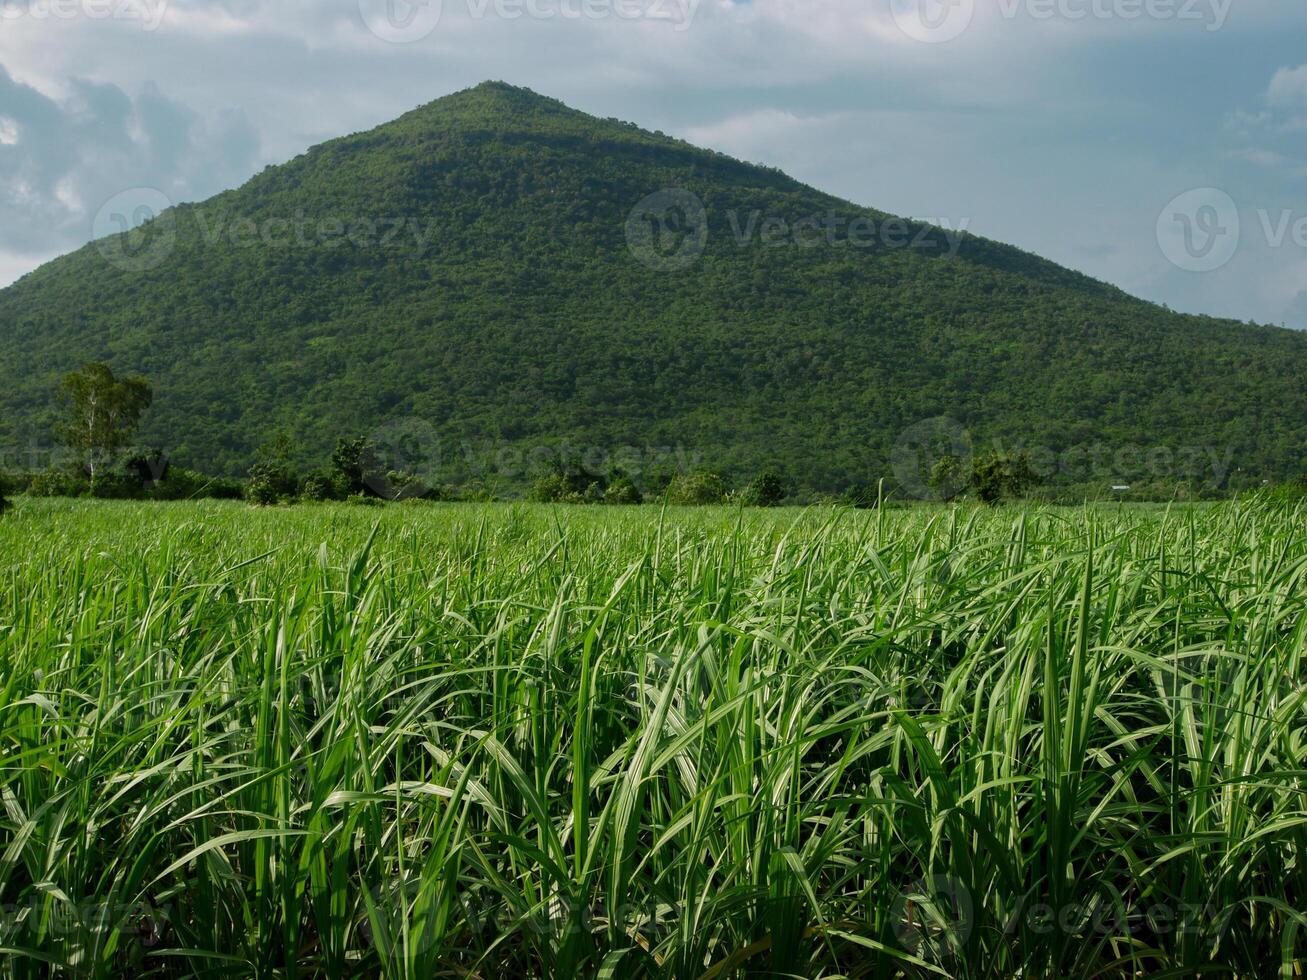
0;498;1304;978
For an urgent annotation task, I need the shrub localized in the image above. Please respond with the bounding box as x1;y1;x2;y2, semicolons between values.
527;460;610;505
604;474;643;505
150;469;244;501
929;456;970;503
382;469;441;502
245;464;292;506
457;483;499;503
1253;477;1307;505
971;451;1037;505
665;471;728;506
299;471;340;502
0;470;27;497
929;452;1038;505
529;472;583;504
841;484;881;509
246;432;301;505
27;467;88;498
6;450;239;502
742;471;786;507
85;449;170;499
330;438;380;498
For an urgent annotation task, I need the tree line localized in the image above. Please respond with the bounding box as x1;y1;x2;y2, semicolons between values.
4;361;1300;516
0;363;800;510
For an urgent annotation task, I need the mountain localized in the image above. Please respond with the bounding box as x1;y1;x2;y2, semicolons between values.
2;80;1305;494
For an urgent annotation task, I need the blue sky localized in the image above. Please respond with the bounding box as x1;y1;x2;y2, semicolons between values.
1;0;1305;326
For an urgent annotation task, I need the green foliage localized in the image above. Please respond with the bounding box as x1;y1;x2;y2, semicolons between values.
381;469;443;501
665;470;728;506
527;472;569;503
2;83;1305;492
298;471;339;502
147;467;243;501
971;450;1037;505
26;467;88;498
742;470;786;507
1251;476;1307;505
0;499;1304;977
840;483;882;509
244;471;282;506
328;437;379;498
18;455;239;502
930;455;971;503
933;451;1039;505
246;430;301;505
524;465;642;505
87;448;168;499
457;482;500;503
527;459;605;504
603;472;642;505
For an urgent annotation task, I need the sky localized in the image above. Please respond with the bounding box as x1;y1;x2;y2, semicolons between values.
1;0;1306;327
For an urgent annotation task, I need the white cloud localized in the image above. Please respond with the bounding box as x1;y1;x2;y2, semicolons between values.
1227;147;1288;168
0;66;259;259
1268;64;1307;107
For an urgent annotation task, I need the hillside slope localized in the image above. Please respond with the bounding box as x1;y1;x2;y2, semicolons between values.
2;81;1304;492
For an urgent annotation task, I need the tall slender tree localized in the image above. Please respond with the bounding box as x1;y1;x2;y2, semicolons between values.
56;363;153;493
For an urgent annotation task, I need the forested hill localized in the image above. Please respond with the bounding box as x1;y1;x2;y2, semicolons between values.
1;80;1305;492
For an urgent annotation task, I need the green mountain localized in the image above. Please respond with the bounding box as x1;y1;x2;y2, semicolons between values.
2;81;1305;494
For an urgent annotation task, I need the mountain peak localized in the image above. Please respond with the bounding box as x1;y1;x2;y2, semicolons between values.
443;79;555;107
395;80;578;129
467;79;541;96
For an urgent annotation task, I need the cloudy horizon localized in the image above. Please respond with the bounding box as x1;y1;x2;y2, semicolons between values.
1;0;1305;327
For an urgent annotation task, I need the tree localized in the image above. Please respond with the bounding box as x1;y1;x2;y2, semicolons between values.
528;471;581;504
527;458;606;504
56;363;153;492
665;471;728;506
743;471;786;507
245;430;300;505
970;451;1036;505
329;437;381;498
929;456;970;503
298;471;337;502
603;472;643;505
928;452;1037;505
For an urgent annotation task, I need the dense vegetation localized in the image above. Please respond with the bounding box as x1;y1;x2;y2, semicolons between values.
0;497;1304;977
1;82;1305;494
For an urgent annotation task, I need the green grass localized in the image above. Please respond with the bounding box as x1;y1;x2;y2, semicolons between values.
0;498;1304;978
